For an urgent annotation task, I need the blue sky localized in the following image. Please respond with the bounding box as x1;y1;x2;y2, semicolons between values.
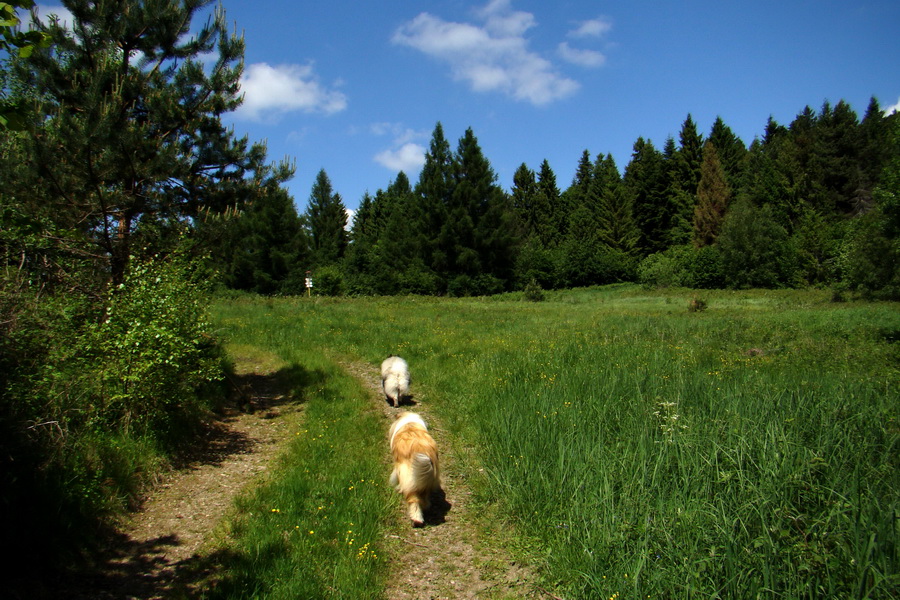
36;1;900;218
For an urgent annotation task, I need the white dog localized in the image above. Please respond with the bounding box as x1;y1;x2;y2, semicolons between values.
381;355;410;407
389;412;441;527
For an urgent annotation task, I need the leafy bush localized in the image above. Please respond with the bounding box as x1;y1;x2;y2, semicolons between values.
1;251;226;578
681;244;726;289
515;238;556;289
638;251;682;288
88;255;223;437
313;265;345;296
638;244;724;289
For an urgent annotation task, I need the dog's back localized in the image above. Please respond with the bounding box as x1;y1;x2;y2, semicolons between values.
381;356;410;406
389;412;440;526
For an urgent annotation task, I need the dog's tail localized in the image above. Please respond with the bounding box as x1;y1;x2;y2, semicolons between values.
411;451;435;484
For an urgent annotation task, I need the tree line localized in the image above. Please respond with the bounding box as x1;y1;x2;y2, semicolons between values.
220;101;898;299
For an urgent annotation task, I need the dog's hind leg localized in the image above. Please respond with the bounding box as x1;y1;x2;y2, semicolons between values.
407;495;425;527
389;468;399;489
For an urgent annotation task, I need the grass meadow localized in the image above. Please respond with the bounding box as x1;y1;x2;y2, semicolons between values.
208;285;898;599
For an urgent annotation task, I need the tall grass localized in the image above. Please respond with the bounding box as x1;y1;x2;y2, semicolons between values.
210;287;899;599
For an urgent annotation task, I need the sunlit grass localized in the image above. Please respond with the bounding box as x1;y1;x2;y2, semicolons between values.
200;309;394;600
209;286;899;599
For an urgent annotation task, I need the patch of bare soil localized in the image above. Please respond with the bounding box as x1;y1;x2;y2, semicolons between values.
339;359;542;600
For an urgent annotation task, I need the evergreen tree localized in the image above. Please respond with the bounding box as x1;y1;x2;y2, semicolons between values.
380;172;435;294
219;186;309;294
561;149;594;221
537;159;564;245
815;100;862;216
305;169;348;267
858;96;891;211
675;114;704;196
693;141;731;247
708;116;748;192
662;136;694;246
344;191;379;294
511;163;550;241
415;122;455;281
444;127;518;294
572;149;594;197
16;0;291;283
623;137;668;254
593;154;639;254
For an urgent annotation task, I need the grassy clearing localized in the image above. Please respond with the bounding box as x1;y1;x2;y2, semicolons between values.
200;311;394;600
209;286;899;599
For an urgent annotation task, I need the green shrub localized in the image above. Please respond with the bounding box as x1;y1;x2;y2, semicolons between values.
523;278;546;302
638;244;724;289
313;264;345;296
637;251;682;288
88;255;223;438
680;244;726;288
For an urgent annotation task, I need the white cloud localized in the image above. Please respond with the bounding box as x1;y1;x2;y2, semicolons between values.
392;1;579;106
234;63;347;122
374;142;426;173
344;208;356;231
884;96;900;115
568;17;612;39
558;42;606;68
370;122;425;146
371;123;428;173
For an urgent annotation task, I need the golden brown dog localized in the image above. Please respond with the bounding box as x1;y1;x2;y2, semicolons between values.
389;411;441;527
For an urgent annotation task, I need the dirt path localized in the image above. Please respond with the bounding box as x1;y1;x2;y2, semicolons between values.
339;358;541;600
55;354;541;600
56;359;304;600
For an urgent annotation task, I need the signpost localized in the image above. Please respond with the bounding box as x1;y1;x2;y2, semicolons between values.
305;271;313;297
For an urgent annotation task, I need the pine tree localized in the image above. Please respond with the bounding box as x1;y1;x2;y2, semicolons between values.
563;149;594;215
444;127;518;294
623;137;668;254
344;191;379;294
676;114;705;196
708;116;748;192
305;169;348;267
662;136;694;246
220;186;309;294
593;154;638;253
817;99;863;216
537;159;564;245
415;123;454;279
18;0;291;283
858;97;889;212
380;172;435;294
693;141;731;247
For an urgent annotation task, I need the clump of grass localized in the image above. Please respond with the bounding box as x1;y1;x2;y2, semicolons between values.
688;297;708;312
